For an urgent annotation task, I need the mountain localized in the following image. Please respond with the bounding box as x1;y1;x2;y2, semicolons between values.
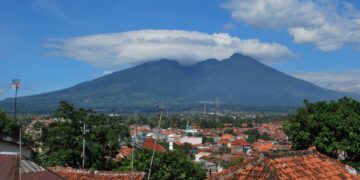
0;53;357;113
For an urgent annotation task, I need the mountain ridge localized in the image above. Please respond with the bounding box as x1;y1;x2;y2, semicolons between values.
0;53;358;113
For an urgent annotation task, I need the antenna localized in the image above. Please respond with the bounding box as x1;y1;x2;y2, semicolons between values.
12;79;21;180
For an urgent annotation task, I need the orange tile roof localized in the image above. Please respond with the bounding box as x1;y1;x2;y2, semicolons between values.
115;146;133;161
238;165;268;180
143;138;166;153
231;139;250;146
235;150;358;180
221;134;234;140
253;142;274;152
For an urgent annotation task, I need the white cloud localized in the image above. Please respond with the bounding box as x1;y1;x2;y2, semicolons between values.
45;29;295;67
103;70;113;75
222;23;236;30
223;0;360;51
290;70;360;94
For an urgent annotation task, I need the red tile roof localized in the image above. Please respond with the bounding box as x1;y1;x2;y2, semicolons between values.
231;139;250;146
143;138;166;153
115;146;133;161
221;134;234;140
210;150;359;180
253;142;274;152
243;151;358;179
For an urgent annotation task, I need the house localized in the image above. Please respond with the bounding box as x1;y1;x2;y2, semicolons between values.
143;138;166;152
114;146;133;161
231;139;250;154
210;149;358;179
237;150;358;179
195;152;212;162
219;134;235;147
179;136;202;145
253;140;291;153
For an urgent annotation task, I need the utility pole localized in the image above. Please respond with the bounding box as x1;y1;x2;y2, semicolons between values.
82;123;86;168
12;79;21;180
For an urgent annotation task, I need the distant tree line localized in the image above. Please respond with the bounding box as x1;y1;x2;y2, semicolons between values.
110;113;285;129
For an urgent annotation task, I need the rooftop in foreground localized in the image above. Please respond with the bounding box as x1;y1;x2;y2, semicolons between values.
210;149;358;180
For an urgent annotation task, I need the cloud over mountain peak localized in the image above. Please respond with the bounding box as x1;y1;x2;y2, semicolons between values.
45;29;294;67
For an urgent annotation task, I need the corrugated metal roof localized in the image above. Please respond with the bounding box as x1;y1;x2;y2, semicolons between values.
21;159;45;173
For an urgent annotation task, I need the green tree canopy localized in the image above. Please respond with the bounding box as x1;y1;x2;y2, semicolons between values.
0;110;19;137
38;102;130;170
115;149;206;180
283;97;360;170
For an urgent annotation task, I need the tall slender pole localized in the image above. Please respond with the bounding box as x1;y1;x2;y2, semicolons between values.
82;123;86;168
13;82;21;180
14;87;18;120
147;106;163;180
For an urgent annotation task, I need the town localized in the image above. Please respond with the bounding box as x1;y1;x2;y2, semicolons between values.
1;0;360;179
0;98;359;179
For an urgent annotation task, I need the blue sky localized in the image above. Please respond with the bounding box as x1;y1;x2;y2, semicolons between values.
1;0;360;100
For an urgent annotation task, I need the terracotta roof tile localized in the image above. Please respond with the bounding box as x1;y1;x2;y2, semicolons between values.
143;138;166;153
223;150;360;180
231;139;250;146
221;134;234;140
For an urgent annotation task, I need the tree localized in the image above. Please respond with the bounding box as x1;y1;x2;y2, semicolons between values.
283;97;360;170
223;128;235;135
38;102;130;170
115;149;206;180
0;110;19;137
244;128;260;143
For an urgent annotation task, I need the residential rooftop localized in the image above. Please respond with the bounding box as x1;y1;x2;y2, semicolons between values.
210;149;358;179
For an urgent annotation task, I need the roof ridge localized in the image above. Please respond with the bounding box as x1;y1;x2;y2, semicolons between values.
267;149;314;159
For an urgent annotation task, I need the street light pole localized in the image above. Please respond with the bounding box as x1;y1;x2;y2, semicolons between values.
12;79;20;180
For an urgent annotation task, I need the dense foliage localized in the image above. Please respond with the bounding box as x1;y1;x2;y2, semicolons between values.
114;149;206;180
0;110;19;137
283;97;360;170
243;128;272;143
36;102;130;170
